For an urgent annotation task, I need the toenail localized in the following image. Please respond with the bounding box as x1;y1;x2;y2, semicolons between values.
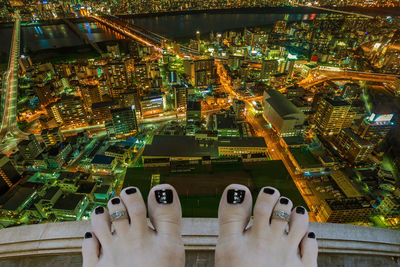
125;188;137;195
280;198;289;205
111;198;120;205
308;232;316;238
155;189;173;204
227;189;245;204
263;188;275;195
296;206;305;214
84;232;92;239
95;206;104;214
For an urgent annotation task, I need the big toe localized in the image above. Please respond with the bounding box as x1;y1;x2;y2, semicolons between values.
218;184;252;238
147;184;182;236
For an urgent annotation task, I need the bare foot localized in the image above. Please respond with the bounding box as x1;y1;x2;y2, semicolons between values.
82;184;185;267
216;184;318;267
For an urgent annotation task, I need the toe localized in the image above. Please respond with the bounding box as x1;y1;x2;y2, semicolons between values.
147;184;182;236
300;232;318;267
252;187;280;234
270;196;293;235
91;206;112;247
82;232;100;267
120;187;148;234
107;197;130;237
288;206;309;245
218;184;252;238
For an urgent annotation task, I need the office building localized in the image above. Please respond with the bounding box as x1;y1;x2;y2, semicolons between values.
263;89;305;137
110;107;138;137
41;127;63;147
318;198;373;223
140;95;164;117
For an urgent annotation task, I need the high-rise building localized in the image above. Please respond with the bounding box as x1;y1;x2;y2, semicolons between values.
41;127;64;147
34;84;55;106
110;107;138;137
184;59;216;87
186;101;201;126
232;99;245;121
173;86;188;110
91;101;119;124
314;97;354;135
260;59;278;79
140;95;164;117
335;128;374;164
80;84;102;112
17;134;43;161
376;196;400;219
0;154;20;196
357;113;394;143
55;95;88;128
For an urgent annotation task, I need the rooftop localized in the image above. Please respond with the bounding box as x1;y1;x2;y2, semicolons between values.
91;155;115;165
218;137;266;147
263;89;302;117
53;194;85;211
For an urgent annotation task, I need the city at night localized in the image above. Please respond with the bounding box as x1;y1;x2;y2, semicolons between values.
0;0;400;266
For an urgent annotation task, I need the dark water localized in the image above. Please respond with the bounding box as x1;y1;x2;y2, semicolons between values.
0;12;318;55
128;13;317;39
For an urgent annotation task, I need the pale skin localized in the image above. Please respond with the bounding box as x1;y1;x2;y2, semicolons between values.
82;184;318;267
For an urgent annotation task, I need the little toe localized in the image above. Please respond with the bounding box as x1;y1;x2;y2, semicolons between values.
91;206;112;247
288;206;309;245
147;184;182;236
107;197;130;237
252;187;280;234
300;232;318;267
270;196;293;235
218;184;252;238
82;232;100;267
120;187;148;234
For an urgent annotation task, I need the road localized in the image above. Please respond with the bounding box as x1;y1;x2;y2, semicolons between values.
216;61;318;221
0;13;29;146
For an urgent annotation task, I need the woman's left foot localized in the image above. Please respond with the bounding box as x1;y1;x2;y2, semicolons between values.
82;184;185;267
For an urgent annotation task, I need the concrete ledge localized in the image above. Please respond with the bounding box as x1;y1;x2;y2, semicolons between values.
0;219;399;260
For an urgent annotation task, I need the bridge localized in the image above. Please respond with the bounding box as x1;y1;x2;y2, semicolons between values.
298;68;400;90
0;13;30;146
90;15;201;56
62;18;103;55
297;4;375;19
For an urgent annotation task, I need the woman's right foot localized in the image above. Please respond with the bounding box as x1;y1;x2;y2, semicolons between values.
215;184;318;267
82;184;185;267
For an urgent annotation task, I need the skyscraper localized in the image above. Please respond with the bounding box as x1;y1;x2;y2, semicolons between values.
314;97;354;135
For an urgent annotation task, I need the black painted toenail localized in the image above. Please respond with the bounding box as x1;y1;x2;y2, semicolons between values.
227;189;245;204
111;198;120;205
263;188;275;195
125;188;137;195
280;198;289;205
155;189;173;204
84;232;92;239
296;207;305;214
95;206;104;214
308;232;316;238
